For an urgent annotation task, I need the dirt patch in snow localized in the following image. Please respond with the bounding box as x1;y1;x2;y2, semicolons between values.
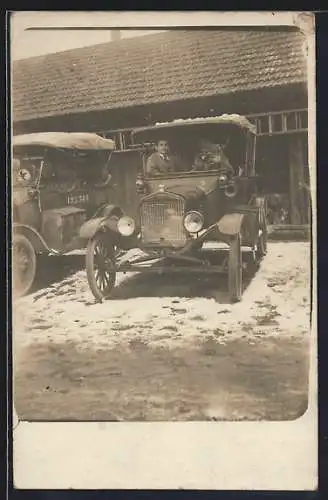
13;242;312;421
15;336;309;421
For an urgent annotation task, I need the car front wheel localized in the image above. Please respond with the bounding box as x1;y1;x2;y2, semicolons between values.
86;232;117;302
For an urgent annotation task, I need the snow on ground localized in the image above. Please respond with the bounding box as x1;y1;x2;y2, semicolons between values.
13;242;311;352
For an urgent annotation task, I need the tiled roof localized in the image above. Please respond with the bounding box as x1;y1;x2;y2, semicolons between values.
12;29;307;123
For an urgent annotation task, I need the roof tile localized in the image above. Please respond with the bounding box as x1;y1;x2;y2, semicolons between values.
13;29;307;123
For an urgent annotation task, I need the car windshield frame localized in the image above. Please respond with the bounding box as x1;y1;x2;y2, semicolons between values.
13;145;113;187
142;151;231;180
137;121;251;180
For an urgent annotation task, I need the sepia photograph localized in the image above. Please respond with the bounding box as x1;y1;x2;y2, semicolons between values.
10;11;317;490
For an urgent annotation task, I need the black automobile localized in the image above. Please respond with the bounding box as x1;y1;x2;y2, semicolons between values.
12;132;115;297
80;115;267;303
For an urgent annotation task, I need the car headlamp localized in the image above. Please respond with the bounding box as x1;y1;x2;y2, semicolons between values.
218;174;228;184
183;210;204;234
117;216;136;236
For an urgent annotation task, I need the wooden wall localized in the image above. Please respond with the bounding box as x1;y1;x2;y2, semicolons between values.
13;84;309;227
108;150;142;219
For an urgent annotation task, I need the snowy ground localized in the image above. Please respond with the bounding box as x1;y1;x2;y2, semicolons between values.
13;241;312;421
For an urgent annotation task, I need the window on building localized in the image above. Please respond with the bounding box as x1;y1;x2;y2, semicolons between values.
248;109;308;136
272;114;283;133
286;112;297;131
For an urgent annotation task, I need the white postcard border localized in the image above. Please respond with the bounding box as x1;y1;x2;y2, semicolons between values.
11;11;317;491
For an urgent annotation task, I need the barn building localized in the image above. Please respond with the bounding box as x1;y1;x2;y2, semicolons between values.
12;28;310;227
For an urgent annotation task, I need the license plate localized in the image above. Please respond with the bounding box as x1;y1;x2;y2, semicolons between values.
67;193;89;204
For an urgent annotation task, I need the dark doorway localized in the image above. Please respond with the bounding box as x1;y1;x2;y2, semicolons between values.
255;133;310;225
256;135;291;224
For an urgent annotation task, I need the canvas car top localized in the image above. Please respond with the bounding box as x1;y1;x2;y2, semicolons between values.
132;114;257;139
13;132;115;151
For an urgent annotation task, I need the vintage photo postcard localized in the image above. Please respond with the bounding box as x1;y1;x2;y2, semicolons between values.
10;10;317;490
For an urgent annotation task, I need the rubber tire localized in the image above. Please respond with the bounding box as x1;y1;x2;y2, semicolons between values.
228;233;242;303
86;233;116;302
13;233;37;298
257;207;268;259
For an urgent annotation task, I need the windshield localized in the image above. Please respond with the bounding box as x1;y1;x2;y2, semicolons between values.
142;128;247;178
39;150;112;185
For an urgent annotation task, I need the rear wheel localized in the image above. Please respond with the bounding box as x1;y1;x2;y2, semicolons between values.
86;233;116;302
256;206;268;260
13;233;37;298
245;207;268;275
228;233;242;303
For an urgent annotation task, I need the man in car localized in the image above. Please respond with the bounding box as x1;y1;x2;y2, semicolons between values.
146;139;179;176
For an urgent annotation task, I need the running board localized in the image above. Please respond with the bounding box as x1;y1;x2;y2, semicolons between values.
117;264;227;274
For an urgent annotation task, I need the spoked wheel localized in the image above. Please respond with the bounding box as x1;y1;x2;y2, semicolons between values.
246;207;268;275
255;207;268;261
13;233;37;298
86;232;117;302
228;233;242;303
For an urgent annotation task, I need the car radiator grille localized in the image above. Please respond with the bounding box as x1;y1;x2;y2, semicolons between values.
140;198;186;247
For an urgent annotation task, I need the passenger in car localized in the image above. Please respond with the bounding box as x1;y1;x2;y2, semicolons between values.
193;139;234;175
146;139;179;176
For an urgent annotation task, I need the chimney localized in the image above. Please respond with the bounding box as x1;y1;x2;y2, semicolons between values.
110;30;121;42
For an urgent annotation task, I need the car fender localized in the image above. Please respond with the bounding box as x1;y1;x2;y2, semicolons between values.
80;204;125;240
217;213;246;236
79;216;120;240
13;223;56;254
99;204;124;219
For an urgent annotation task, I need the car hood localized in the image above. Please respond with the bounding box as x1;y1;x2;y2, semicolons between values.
144;177;218;206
